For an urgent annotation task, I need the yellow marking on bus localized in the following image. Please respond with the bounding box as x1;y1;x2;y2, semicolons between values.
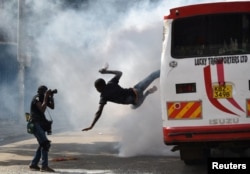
168;103;175;115
175;102;194;119
190;105;201;118
247;100;250;117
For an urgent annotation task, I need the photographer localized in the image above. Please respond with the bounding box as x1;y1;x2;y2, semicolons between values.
29;85;57;172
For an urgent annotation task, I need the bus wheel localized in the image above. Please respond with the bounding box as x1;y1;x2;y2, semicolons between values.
184;160;200;165
180;146;210;165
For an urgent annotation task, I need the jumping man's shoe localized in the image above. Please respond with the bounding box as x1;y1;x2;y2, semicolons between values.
40;166;55;172
131;86;158;109
29;164;40;171
147;86;157;94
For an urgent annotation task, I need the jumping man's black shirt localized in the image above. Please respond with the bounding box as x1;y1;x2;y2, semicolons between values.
99;76;136;105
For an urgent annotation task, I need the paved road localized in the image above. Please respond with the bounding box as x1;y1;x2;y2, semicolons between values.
0;129;209;174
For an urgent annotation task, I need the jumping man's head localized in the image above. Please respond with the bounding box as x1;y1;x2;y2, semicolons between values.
94;78;106;92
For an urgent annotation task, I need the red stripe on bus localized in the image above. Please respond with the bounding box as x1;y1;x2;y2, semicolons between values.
227;98;245;112
216;61;224;84
204;65;238;116
216;62;245;112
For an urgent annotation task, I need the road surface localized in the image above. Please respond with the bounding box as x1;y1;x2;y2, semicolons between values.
0;129;209;174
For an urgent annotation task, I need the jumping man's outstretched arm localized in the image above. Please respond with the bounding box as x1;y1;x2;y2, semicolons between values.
99;69;122;80
82;103;105;131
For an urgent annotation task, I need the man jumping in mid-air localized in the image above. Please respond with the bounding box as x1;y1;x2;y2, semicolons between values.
82;65;160;131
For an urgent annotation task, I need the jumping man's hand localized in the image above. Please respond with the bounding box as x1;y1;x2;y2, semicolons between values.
99;68;107;74
82;127;92;131
99;63;109;74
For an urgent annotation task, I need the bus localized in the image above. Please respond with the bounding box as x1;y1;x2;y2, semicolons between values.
160;1;250;164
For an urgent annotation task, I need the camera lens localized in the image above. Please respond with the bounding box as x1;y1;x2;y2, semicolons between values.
52;89;57;94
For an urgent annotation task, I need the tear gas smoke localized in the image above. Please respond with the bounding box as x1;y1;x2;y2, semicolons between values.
1;0;224;156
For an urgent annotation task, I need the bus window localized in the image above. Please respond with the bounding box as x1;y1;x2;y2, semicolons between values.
172;13;250;58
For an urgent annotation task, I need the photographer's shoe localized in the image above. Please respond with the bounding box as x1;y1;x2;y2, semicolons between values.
29;164;40;171
40;166;55;172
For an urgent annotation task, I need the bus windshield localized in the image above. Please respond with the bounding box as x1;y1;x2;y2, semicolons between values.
171;13;250;58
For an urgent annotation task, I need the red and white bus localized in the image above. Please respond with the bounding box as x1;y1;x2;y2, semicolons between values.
160;1;250;164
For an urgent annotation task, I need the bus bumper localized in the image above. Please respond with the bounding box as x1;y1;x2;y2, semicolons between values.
163;124;250;145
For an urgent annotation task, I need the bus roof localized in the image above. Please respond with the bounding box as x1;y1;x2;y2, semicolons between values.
164;1;250;20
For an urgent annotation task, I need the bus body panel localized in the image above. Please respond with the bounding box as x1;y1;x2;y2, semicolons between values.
160;1;250;147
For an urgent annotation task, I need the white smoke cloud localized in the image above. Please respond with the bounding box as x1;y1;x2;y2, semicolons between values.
26;0;225;157
25;0;168;157
0;0;17;43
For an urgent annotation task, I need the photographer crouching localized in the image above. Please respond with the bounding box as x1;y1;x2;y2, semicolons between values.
29;85;57;172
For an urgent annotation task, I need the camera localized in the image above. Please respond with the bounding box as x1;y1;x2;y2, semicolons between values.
51;89;57;94
47;130;52;135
